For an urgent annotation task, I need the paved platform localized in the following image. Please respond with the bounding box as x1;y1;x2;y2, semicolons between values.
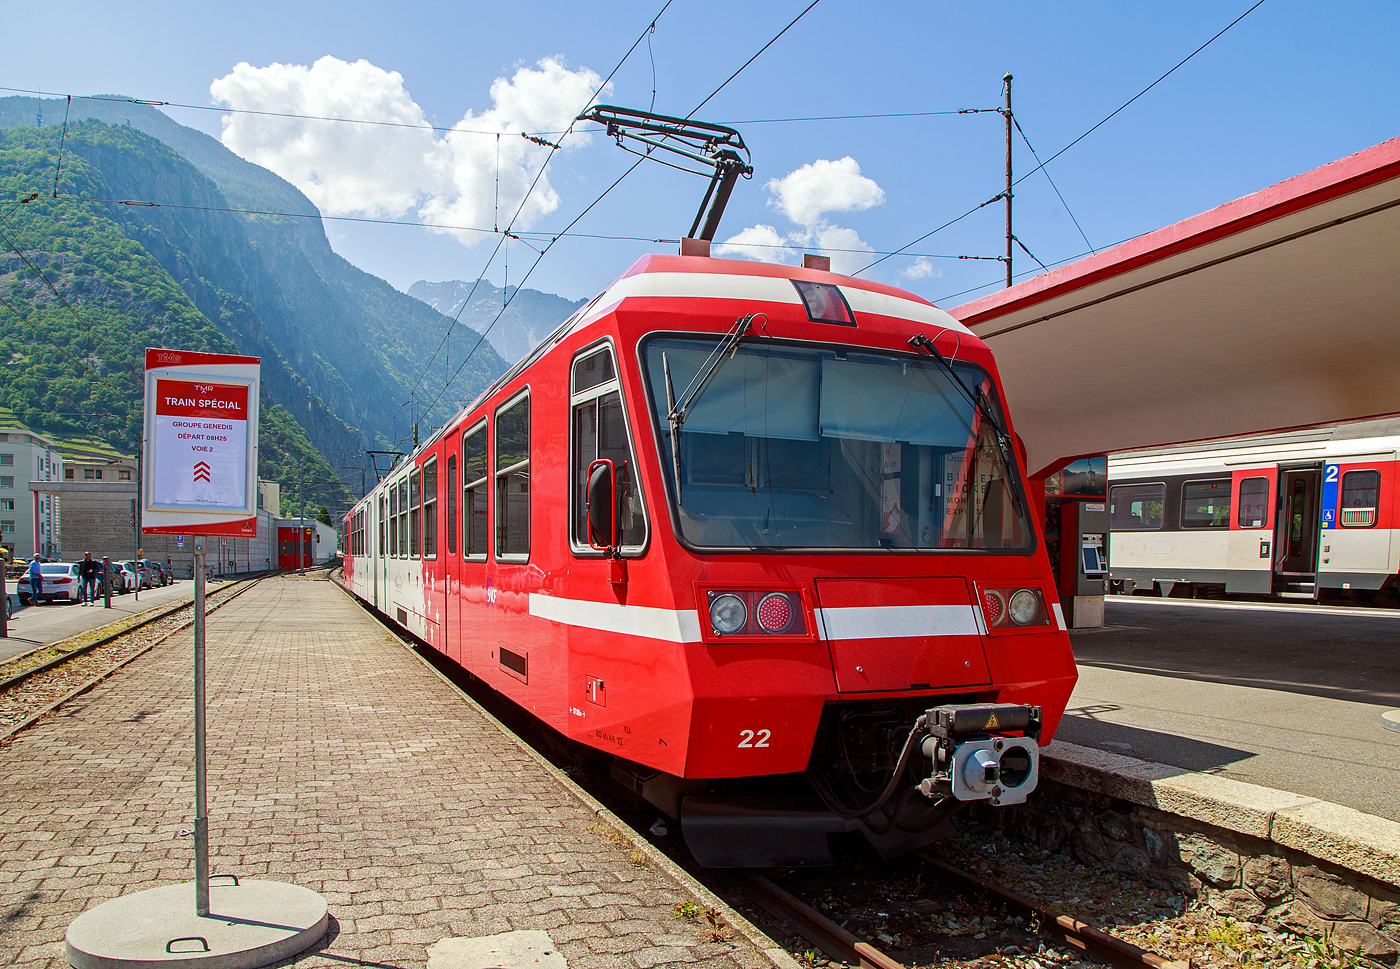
0;574;787;969
0;580;205;664
1063;596;1400;823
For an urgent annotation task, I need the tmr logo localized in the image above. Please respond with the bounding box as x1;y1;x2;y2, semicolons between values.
193;461;211;483
194;383;214;395
153;351;182;365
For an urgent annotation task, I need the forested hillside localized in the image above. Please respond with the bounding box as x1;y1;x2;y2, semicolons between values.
0;124;346;513
407;278;587;364
0;96;528;518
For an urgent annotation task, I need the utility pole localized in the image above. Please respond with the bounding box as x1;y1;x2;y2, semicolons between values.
1003;72;1014;289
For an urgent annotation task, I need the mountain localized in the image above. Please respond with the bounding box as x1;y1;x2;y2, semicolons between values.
406;278;587;364
0;122;348;513
0;95;523;513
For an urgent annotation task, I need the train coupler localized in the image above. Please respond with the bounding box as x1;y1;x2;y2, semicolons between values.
918;703;1042;807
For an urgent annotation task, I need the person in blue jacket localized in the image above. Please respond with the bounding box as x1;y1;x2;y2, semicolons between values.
27;554;43;605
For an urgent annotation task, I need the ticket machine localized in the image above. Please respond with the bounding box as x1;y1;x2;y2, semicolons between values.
1042;456;1109;628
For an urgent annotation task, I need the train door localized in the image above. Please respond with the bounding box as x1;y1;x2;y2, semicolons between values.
1275;465;1321;585
444;448;462;665
378;492;390;612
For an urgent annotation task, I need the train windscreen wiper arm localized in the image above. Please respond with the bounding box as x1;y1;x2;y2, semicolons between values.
663;314;754;504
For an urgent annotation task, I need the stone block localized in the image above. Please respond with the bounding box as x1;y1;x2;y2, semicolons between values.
1071;826;1109;866
1243;854;1292;905
1328;919;1399;961
1098;811;1132;843
1294;865;1369;920
1142;827;1165;862
1177;832;1241;888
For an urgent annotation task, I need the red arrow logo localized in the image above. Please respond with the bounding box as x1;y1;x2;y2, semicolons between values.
193;461;211;483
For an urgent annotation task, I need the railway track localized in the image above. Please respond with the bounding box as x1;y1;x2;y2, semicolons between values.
738;858;1187;969
0;574;268;739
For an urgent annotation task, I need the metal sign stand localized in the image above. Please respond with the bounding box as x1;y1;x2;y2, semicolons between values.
65;349;326;969
193;537;209;916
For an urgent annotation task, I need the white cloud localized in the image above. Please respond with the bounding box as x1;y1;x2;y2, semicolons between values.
900;256;943;281
210;55;603;242
713;224;796;264
766;157;884;226
719;157;883;275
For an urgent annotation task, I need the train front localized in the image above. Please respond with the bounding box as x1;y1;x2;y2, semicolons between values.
616;260;1077;867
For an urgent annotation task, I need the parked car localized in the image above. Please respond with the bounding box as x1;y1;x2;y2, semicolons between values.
137;559;166;587
118;560;152;590
18;562;81;604
111;562;139;594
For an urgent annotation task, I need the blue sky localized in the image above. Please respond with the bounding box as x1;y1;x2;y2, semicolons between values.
6;0;1398;305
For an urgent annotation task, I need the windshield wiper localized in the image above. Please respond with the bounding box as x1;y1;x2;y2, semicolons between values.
663;314;755;502
908;332;1028;521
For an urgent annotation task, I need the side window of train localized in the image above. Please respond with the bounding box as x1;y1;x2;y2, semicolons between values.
446;455;457;556
388;484;399;557
1237;477;1269;528
409;469;422;558
1340;470;1380;528
462;423;488;559
570;344;647;554
422;457;438;558
1181;479;1231;529
398;477;409;556
495;392;531;560
1109;483;1164;530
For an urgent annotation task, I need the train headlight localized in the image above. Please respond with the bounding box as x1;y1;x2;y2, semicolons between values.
1008;589;1040;625
710;594;748;635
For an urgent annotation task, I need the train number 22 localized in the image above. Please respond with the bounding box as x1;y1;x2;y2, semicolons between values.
738;729;771;748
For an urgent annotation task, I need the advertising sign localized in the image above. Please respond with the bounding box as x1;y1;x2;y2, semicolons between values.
142;349;260;536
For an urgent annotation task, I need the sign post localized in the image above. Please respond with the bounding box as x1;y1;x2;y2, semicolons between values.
66;349;326;969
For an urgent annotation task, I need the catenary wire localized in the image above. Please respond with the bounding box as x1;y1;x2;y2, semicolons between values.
402;0;828;446
858;0;1270;276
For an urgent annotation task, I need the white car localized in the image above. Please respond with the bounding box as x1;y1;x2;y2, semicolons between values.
18;562;81;604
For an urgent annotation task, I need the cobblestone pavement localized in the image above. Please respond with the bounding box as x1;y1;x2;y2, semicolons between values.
0;575;782;969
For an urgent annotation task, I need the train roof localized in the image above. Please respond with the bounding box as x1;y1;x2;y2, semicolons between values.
381;253;979;479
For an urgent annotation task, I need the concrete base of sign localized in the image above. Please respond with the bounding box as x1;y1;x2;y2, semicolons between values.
1384;710;1400;733
66;880;327;969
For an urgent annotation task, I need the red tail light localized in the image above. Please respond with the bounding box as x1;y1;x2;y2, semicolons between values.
756;593;794;633
982;589;1006;626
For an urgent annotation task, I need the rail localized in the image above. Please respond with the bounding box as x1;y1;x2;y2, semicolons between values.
0;573;271;695
743;857;1186;969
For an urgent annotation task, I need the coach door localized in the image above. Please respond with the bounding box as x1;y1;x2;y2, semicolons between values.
1276;466;1321;581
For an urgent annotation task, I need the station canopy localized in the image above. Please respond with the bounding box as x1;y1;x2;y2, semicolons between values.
949;136;1400;478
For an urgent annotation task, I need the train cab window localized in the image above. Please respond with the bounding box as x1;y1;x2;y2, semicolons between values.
422;458;438;558
495;393;530;559
409;470;421;558
462;423;488;559
398;477;409;556
446;455;457;555
1340;470;1380;528
1109;483;1164;530
570;345;647;554
1238;477;1269;528
1181;479;1231;529
388;484;399;557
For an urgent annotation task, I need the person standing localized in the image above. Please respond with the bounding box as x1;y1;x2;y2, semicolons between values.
78;551;101;606
27;554;43;606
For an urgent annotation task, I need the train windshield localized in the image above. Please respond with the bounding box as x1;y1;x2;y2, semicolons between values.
642;336;1033;551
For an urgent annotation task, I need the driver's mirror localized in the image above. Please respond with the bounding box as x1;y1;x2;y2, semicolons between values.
586;459;615;550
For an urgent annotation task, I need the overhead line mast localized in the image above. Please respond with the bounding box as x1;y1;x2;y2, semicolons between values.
1002;72;1013;288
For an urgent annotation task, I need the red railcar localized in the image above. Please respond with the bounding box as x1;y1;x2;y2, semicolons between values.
342;253;1078;866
